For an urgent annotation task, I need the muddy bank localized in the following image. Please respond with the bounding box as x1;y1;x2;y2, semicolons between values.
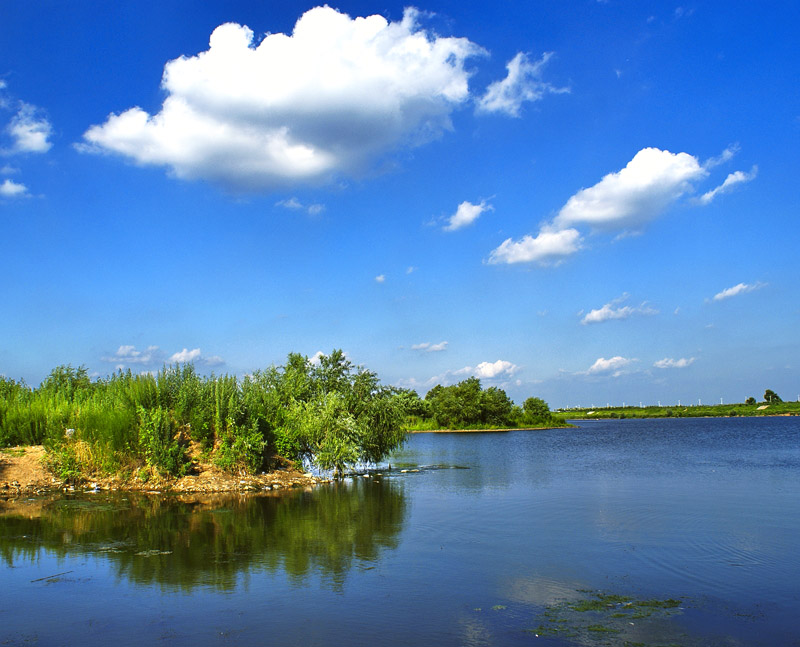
0;445;322;497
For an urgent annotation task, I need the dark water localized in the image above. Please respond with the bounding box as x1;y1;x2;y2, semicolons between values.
2;417;799;646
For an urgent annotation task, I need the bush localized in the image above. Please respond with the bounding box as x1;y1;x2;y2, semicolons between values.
214;418;266;474
137;406;189;476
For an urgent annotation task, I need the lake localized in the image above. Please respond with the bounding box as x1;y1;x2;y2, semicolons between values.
2;417;798;646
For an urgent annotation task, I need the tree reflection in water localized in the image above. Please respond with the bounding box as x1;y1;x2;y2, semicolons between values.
0;478;407;591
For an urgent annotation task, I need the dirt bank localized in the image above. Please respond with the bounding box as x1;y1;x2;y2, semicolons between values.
0;445;322;497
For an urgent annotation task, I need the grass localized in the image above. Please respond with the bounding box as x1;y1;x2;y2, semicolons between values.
560;400;800;419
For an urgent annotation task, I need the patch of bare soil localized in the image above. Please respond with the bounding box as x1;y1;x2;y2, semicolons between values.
1;444;324;497
0;446;57;495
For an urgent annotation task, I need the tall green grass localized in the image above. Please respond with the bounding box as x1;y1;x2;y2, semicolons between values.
0;352;409;479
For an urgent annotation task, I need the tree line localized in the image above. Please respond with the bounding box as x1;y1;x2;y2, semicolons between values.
398;376;566;430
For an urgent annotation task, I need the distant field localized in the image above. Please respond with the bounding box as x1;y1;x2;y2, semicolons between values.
559;401;800;419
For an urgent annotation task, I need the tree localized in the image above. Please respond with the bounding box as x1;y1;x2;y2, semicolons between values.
522;397;551;420
745;397;756;405
763;389;782;403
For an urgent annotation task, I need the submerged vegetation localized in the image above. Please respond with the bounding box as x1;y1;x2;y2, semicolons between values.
0;351;406;480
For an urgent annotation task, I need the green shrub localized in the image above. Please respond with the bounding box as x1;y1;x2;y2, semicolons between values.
137;406;188;476
214;418;266;474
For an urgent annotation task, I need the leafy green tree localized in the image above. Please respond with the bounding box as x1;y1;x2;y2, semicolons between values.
745;396;756;405
763;389;782;403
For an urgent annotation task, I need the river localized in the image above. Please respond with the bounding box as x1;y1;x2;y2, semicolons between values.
2;416;798;646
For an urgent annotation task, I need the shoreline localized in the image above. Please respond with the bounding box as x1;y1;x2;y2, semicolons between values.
407;425;570;433
0;445;322;497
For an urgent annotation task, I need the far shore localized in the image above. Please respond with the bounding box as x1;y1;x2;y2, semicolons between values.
407;425;571;433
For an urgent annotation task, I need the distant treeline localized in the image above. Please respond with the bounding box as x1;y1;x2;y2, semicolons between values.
0;351;407;479
399;377;568;431
562;392;798;420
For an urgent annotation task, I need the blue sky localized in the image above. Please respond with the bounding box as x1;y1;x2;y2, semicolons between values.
1;1;798;407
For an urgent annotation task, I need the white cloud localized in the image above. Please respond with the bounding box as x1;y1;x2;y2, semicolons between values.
554;147;706;231
477;51;568;117
1;165;19;175
454;359;519;379
406;266;416;274
102;344;223;367
0;178;28;198
472;359;520;379
102;345;161;365
443;199;492;231
276;197;303;209
276;196;325;215
6;103;52;153
585;356;635;376
411;341;448;352
712;281;766;302
488;227;581;265
703;143;739;169
80;6;485;190
654;357;695;369
697;166;757;205
375;274;386;283
487;147;717;267
169;348;202;363
581;293;658;324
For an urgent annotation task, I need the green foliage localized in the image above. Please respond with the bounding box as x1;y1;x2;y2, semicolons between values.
414;378;561;431
41;442;83;484
214;418;266;474
745;396;756;405
1;351;407;478
137;406;189;476
764;389;782;403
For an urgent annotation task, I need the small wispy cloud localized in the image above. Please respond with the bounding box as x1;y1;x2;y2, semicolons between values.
102;345;161;365
654;357;695;369
711;281;766;302
477;51;569;117
584;356;636;377
581;293;658;324
443;199;492;232
375;274;386;283
411;341;448;352
0;178;28;198
4;102;53;154
275;197;325;216
697;166;757;205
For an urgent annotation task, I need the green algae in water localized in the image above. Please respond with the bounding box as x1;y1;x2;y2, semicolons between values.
525;590;689;646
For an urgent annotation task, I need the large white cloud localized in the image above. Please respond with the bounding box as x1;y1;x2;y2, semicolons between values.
488;227;581;265
554;147;706;230
80;7;485;190
488;147;737;266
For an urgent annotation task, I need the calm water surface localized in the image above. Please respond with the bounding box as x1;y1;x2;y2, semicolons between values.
2;417;798;646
